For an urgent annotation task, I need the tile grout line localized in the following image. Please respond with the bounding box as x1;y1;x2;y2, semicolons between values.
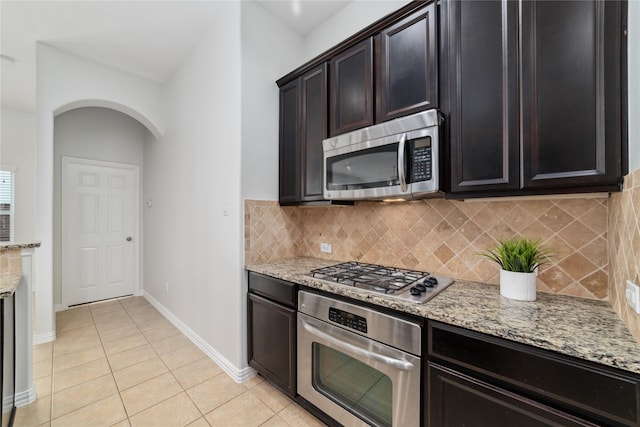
42;297;324;427
100;298;205;426
92;299;144;424
49;301;125;425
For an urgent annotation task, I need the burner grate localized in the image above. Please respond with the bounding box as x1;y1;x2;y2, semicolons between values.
310;262;429;292
308;261;454;303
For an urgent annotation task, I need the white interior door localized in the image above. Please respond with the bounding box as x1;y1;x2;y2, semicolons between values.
62;157;139;307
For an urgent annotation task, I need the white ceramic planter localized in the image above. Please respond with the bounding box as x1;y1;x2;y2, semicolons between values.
499;269;537;301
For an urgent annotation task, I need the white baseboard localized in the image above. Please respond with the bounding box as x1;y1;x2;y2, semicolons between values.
143;291;255;383
33;331;56;345
14;385;37;407
55;304;66;312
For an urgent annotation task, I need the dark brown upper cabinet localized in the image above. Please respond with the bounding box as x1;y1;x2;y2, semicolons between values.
376;3;438;123
520;0;625;191
444;0;626;198
301;66;328;201
329;39;374;136
278;79;301;205
444;0;519;194
276;1;439;204
278;64;328;205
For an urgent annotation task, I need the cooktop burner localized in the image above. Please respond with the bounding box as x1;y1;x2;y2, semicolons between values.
308;261;454;303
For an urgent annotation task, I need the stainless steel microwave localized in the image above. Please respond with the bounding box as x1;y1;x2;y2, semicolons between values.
323;109;443;201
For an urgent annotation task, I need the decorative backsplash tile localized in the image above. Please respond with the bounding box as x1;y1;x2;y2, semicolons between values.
609;169;640;341
245;195;610;301
0;248;22;283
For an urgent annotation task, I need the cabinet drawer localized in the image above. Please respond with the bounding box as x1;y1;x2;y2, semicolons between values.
428;362;596;427
248;272;297;308
428;321;640;426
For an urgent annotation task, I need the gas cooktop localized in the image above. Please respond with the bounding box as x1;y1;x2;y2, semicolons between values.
308;261;454;303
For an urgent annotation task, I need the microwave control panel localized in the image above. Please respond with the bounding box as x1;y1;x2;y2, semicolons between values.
329;307;367;333
411;137;432;182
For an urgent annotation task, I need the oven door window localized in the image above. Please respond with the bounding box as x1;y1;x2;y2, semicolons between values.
326;144;399;191
312;343;392;427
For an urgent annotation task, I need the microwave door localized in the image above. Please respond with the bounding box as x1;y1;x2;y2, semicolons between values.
324;136;410;200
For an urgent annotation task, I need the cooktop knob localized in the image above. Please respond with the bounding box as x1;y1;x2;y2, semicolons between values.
425;277;438;287
410;287;423;296
415;284;427;292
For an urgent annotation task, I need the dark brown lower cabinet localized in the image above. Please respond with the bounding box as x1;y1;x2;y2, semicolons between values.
426;321;640;427
428;363;594;427
247;273;297;398
1;294;15;427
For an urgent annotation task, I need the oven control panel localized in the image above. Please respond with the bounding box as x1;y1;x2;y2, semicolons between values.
329;308;367;333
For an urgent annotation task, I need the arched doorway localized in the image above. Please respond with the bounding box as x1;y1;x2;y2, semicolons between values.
53;107;151;309
34;99;161;344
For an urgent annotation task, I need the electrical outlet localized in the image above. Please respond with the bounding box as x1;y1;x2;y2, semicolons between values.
626;280;640;314
320;243;332;254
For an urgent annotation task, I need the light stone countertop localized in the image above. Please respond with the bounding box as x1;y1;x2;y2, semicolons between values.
0;273;22;298
0;241;41;251
246;257;640;375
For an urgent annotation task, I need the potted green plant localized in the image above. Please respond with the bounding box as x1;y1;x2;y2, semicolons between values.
479;237;552;301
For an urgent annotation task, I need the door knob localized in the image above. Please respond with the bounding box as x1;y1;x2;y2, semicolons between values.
126;236;132;242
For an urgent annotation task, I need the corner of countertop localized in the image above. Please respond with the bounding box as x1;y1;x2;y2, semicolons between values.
0;272;22;298
0;241;42;251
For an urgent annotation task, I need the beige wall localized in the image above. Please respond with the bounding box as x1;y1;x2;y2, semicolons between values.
609;171;640;342
245;196;609;300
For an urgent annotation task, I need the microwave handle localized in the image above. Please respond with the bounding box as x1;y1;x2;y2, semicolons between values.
398;132;408;192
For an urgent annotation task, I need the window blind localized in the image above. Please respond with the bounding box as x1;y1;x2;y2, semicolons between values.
0;170;13;242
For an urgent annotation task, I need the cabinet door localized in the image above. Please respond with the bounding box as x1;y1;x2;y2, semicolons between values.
521;0;624;190
1;296;15;427
329;38;374;136
444;0;520;194
248;293;296;397
301;64;328;201
427;363;595;427
279;79;301;205
376;3;438;123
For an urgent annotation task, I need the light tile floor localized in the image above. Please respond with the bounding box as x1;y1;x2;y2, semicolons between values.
15;296;326;427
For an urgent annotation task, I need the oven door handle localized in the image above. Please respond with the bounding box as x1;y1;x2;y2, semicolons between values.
300;318;416;371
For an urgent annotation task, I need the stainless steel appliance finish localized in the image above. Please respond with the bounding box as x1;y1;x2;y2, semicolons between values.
309;261;454;304
297;291;421;427
322;109;443;201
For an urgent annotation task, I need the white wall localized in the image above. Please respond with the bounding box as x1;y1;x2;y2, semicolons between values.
303;0;411;61
629;0;640;172
0;107;36;242
238;0;410;202
35;44;163;342
240;1;304;201
52;107;147;309
143;1;247;372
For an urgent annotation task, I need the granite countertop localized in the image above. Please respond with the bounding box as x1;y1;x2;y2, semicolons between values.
246;257;640;376
0;273;22;298
0;241;41;251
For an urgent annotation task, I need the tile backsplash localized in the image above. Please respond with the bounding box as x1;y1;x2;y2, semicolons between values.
245;196;609;300
0;248;23;282
609;169;640;341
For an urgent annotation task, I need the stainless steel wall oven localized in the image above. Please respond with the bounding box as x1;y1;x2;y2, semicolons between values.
297;291;422;427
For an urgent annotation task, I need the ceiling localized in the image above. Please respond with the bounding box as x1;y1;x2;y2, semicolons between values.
0;0;351;112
